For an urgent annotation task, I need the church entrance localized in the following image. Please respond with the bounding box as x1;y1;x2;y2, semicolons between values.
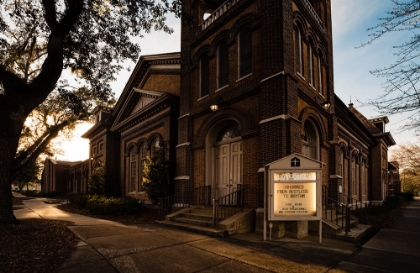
207;120;243;202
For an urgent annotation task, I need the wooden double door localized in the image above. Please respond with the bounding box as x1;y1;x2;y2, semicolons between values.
215;141;243;199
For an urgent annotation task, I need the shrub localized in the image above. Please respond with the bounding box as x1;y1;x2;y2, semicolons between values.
142;141;171;204
69;194;90;209
88;165;106;195
45;191;62;198
365;195;405;216
396;192;415;201
85;195;142;215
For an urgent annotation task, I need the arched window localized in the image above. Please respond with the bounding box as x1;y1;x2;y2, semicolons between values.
351;154;357;196
361;158;367;196
302;120;318;160
200;53;210;98
216;121;241;142
129;147;137;193
139;142;148;191
308;41;315;87
217;40;229;89
238;25;252;78
151;137;161;156
318;51;324;96
294;25;304;77
340;149;344;177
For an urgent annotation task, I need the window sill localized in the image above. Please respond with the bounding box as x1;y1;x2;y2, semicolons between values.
237;73;252;82
309;83;316;91
297;72;305;81
215;85;228;93
197;94;209;101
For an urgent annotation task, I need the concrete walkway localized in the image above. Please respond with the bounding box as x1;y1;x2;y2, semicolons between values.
13;193;124;226
14;194;420;272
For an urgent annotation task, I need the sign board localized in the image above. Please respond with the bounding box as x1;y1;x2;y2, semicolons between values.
266;154;323;221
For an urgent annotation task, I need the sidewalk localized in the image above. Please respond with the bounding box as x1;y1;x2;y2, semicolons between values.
13;192;124;226
14;194;420;272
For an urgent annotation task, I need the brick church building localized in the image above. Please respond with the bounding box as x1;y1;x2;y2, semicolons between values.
42;0;397;237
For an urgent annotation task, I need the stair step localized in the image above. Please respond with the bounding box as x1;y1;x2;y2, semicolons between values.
177;212;213;221
172;216;214;227
336;224;375;243
326;216;359;227
189;208;213;215
156;220;229;237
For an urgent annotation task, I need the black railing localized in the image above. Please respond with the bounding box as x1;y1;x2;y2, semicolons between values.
199;0;241;30
194;185;212;206
322;185;371;235
158;191;190;220
323;190;350;234
213;184;245;227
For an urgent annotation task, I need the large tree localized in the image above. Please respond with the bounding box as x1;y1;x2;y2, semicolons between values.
0;0;180;224
390;141;420;194
362;0;420;132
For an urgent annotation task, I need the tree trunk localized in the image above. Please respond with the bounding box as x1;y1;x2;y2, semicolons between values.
0;96;27;225
0;137;19;224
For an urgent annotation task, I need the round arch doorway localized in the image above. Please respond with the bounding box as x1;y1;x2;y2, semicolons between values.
205;120;243;200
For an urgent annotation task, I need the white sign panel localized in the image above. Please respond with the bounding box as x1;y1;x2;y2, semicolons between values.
269;170;321;221
274;181;316;216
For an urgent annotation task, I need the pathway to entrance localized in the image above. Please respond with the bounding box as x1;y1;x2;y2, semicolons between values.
14;194;420;272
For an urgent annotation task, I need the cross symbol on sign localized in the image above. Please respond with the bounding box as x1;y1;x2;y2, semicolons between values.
291;157;300;167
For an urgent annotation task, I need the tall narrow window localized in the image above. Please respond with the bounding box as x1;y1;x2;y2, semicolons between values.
129;147;137;192
302;120;318;160
318;56;323;95
308;43;315;87
151;137;161;156
361;161;367;195
238;25;252;78
200;53;209;97
218;40;229;89
295;27;303;76
351;156;356;196
139;142;148;192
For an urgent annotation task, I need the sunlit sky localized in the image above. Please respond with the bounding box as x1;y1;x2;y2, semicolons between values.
56;0;417;161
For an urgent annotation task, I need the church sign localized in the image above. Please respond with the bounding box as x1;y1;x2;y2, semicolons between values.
265;154;323;222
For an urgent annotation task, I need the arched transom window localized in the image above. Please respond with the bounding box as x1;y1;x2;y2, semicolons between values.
216;122;241;142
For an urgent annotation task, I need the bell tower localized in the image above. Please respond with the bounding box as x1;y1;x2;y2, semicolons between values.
176;0;336;236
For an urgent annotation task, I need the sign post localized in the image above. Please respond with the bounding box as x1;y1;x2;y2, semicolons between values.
264;154;323;243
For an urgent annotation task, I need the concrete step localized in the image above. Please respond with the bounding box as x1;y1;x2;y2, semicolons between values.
189;208;213;215
336;224;375;243
155;220;229;237
326;216;359;228
178;212;213;221
172;215;214;228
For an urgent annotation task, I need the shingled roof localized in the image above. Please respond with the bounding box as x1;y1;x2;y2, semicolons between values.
347;103;382;135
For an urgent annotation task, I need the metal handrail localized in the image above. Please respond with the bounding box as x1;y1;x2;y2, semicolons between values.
158;186;212;219
213;184;245;227
194;185;212;206
158;191;191;220
322;185;351;234
323;185;370;233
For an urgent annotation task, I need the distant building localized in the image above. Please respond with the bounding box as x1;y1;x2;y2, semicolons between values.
41;159;88;194
388;161;401;195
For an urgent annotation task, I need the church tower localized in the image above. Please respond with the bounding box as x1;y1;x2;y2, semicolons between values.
175;0;336;234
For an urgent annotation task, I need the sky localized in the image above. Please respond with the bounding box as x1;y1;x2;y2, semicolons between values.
56;0;417;161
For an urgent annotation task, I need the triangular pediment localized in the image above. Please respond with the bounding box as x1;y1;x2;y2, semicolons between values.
111;88;165;131
130;89;163;116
